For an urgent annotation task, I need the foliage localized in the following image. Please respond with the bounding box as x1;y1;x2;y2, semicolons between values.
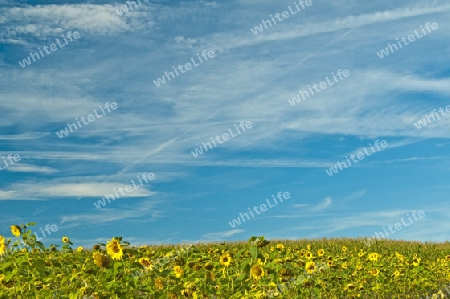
1;226;450;298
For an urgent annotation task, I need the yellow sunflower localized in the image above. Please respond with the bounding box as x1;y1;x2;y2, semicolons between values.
342;246;347;252
369;268;379;276
368;253;379;262
10;225;21;237
393;270;400;277
318;249;325;257
0;236;6;256
250;265;265;280
77;246;83;252
155;277;164;290
395;251;405;261
304;251;313;259
412;257;421;266
276;244;285;250
106;238;124;261
220;253;232;267
173;265;183;278
305;261;316;274
93;252;110;268
345;283;357;291
62;236;70;243
139;258;154;270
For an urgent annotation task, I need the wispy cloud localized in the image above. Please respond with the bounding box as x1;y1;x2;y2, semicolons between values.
60;199;162;227
202;229;244;240
0;132;50;140
293;204;309;208
0;182;156;200
7;163;58;174
310;197;332;212
343;189;367;202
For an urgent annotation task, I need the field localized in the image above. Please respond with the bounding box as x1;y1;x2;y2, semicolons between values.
1;223;450;298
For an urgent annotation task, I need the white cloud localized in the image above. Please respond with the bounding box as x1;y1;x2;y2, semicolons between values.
7;163;58;174
310;197;332;212
0;182;156;200
200;3;450;51
202;229;244;240
343;189;367;202
0;132;50;140
0;3;155;42
60;199;162;227
293;204;309;208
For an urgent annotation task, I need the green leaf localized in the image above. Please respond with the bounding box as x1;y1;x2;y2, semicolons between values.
236;273;247;282
249;245;258;260
240;260;250;272
34;259;46;274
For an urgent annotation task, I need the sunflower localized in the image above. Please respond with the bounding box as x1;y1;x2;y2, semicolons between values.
304;251;313;259
220;253;232;267
358;251;366;257
250;265;264;280
342;246;347;252
155;277;164;290
93;252;110;268
139;258;154;270
305;261;316;274
173;266;183;278
445;255;450;262
0;236;6;256
279;269;293;281
368;253;379;262
342;262;348;270
412;257;421;266
193;264;202;271
345;283;357;291
318;249;324;257
204;262;214;271
306;244;311;250
369;268;379;276
395;252;405;261
355;262;363;270
77;246;83;253
206;271;216;281
393;270;400;277
93;244;101;251
62;236;69;243
10;225;21;237
106;238;124;261
276;244;285;250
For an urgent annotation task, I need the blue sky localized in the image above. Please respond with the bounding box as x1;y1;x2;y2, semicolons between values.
1;0;450;247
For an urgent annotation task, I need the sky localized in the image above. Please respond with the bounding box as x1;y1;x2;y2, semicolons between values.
0;0;450;247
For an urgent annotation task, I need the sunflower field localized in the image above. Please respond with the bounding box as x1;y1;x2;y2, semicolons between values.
1;223;450;298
